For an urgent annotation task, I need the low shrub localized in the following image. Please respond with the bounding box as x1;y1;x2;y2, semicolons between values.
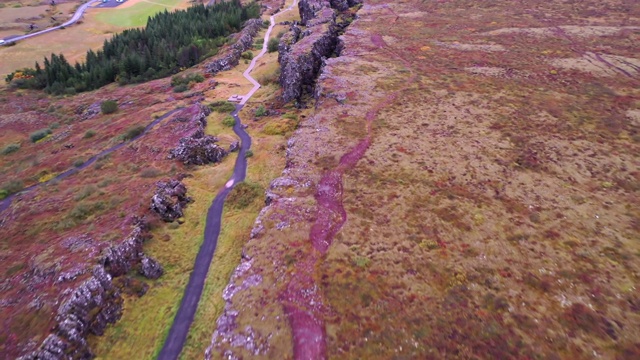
73;185;97;201
255;105;267;117
226;182;262;209
257;68;280;85
241;51;254;60
171;73;205;87
101;100;118;114
244;149;254;158
83;130;96;139
267;38;279;53
73;159;85;167
118;125;145;142
69;201;106;220
1;143;20;155
30;128;52;142
173;84;188;93
1;180;24;198
208;101;236;113
222;116;236;127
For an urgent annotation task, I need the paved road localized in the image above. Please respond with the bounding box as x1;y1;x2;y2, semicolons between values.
1;0;101;44
157;1;298;359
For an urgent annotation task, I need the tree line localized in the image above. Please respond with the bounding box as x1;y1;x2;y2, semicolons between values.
5;0;260;94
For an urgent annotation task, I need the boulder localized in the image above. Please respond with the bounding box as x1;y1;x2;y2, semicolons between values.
150;179;192;221
169;133;228;165
101;227;144;277
139;255;164;280
229;141;240;152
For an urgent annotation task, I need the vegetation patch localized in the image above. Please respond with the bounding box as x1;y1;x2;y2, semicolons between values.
222;115;236;127
0;180;23;199
226;182;262;209
208;101;236;113
117;125;146;142
262;114;299;136
101;100;118;114
29;128;52;143
1;143;20;155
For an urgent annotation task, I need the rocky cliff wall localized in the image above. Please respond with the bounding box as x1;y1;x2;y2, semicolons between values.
206;19;264;75
278;0;360;102
18;223;164;360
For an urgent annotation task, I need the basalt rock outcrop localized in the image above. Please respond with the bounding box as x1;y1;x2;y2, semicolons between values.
206;18;263;75
278;0;359;102
139;256;163;280
169;104;229;165
18;267;122;360
169;132;228;165
19;223;164;360
150;178;192;222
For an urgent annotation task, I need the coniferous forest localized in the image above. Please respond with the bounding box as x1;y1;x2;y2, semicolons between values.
5;0;260;94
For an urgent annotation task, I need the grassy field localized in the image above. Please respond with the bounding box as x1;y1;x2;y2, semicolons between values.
0;0;190;78
95;0;186;28
0;2;78;39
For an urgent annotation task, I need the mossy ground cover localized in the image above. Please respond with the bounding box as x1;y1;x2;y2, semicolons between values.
204;0;640;358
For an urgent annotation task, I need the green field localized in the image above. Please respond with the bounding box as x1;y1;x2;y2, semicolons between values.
95;0;184;28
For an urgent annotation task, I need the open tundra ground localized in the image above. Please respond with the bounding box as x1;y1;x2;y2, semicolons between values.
208;0;640;359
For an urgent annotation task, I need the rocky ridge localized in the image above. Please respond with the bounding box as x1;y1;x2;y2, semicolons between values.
206;19;264;75
150;178;192;222
19;222;164;359
168;104;228;165
278;0;360;102
206;0;360;358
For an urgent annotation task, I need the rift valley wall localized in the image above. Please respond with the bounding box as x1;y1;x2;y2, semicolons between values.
278;0;361;102
205;1;363;359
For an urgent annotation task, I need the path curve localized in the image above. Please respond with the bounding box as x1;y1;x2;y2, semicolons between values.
0;107;182;215
157;1;298;359
1;0;100;44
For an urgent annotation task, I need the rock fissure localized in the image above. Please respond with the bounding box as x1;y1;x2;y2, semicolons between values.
278;0;361;103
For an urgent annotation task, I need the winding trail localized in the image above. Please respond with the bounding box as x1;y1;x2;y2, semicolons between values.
0;108;182;215
1;0;100;44
157;1;298;359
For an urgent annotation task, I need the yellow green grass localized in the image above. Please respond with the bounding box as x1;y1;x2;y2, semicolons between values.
88;154;237;359
94;0;184;28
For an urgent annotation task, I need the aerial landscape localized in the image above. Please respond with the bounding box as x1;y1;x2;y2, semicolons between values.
0;0;638;359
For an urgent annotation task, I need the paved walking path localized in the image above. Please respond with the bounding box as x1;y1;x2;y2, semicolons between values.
157;1;298;359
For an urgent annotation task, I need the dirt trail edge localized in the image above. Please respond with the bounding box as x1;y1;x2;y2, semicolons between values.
157;2;298;359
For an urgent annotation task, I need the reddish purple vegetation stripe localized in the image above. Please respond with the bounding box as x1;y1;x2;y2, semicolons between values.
283;32;418;360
